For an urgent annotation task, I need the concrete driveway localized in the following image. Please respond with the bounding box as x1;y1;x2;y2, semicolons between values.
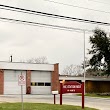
0;94;110;110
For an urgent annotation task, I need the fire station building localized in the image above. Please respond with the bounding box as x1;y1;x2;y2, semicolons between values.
0;61;59;95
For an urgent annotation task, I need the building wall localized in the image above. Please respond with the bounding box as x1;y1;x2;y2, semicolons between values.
85;80;110;93
51;63;60;92
0;69;4;94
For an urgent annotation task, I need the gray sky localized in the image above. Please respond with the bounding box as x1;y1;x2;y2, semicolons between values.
0;0;110;73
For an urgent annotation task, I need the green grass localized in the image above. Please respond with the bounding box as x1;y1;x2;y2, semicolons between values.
0;103;98;110
77;93;110;98
85;93;110;98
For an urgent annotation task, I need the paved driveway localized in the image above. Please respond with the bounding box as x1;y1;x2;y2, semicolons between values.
0;94;110;110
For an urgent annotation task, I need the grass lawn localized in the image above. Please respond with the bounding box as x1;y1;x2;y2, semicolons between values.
0;103;98;110
77;93;110;98
85;93;110;98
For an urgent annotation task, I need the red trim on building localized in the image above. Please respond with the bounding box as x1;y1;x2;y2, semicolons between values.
0;70;4;94
51;63;60;92
26;70;31;94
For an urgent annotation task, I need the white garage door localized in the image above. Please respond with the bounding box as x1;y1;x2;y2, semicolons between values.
4;70;26;94
31;71;51;94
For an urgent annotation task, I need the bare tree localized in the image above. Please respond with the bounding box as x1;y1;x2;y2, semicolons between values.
62;64;83;76
81;57;90;69
26;56;48;64
34;56;48;64
81;57;106;77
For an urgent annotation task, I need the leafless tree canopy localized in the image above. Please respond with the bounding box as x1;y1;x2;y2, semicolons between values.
26;56;48;64
81;57;90;69
62;64;83;76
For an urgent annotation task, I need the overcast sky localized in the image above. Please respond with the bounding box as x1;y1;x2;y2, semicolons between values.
0;0;110;73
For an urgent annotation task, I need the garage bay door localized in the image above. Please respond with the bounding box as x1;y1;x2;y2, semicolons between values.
4;70;26;94
31;71;51;94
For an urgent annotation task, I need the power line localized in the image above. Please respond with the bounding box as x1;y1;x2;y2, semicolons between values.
0;7;41;16
0;16;92;33
43;0;110;14
0;7;68;20
0;4;110;26
0;17;87;45
88;0;110;5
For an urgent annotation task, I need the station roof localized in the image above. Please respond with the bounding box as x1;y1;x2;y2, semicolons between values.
59;75;110;81
0;61;54;71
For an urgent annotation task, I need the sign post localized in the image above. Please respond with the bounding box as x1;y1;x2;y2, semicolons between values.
52;91;58;104
18;73;26;110
21;84;23;110
82;81;84;109
60;83;63;105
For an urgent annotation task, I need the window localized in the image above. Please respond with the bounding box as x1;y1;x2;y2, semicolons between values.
31;82;37;86
31;82;51;86
38;82;44;86
45;83;51;86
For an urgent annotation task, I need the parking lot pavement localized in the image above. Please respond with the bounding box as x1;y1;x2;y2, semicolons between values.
0;94;110;110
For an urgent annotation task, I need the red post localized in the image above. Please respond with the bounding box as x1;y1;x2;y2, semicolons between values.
82;82;84;109
60;82;62;105
54;94;56;104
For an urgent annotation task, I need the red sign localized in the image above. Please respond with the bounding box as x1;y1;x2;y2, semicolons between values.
60;81;85;109
62;81;82;93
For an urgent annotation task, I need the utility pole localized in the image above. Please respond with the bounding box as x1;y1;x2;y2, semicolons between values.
83;31;86;85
